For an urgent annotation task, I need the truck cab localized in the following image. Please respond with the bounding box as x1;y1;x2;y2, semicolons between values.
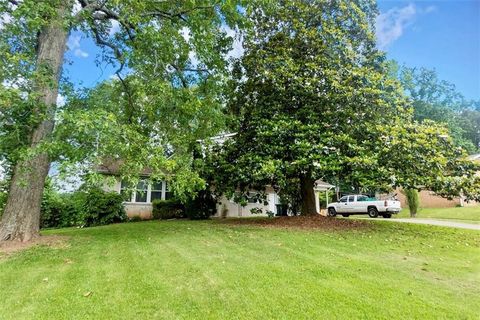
328;195;401;218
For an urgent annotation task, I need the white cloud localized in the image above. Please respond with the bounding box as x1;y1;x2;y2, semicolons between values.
67;35;89;58
424;5;437;14
224;25;244;59
375;3;437;49
179;27;191;42
71;1;82;16
109;20;121;36
376;3;416;49
0;12;12;30
56;94;66;107
0;161;5;181
74;48;89;58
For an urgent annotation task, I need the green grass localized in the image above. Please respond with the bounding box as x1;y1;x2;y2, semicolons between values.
1;220;479;319
396;206;480;224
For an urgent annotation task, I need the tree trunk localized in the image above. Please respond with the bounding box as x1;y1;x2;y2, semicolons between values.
0;5;68;242
300;175;317;216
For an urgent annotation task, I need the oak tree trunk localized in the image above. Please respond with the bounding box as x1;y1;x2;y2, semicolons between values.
300;175;317;216
0;5;68;242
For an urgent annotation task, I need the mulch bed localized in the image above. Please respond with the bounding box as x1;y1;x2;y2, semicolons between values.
218;215;372;231
0;235;68;256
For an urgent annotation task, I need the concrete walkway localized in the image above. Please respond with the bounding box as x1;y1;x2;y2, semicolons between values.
389;218;480;231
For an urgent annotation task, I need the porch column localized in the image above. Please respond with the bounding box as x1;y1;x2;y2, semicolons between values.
314;190;320;214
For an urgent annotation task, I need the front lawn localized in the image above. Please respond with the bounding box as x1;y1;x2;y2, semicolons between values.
396;206;480;223
0;219;479;319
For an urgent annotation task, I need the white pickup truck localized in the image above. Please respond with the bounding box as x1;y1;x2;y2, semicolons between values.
327;195;401;218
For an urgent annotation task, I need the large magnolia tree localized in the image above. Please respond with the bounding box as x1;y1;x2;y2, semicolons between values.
0;0;247;242
203;0;480;215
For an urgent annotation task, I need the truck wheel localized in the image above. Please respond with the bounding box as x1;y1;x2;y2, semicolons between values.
383;214;392;219
342;214;349;218
368;207;379;218
327;208;337;217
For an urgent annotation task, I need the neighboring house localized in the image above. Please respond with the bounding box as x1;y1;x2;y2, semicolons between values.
387;189;470;208
376;153;480;209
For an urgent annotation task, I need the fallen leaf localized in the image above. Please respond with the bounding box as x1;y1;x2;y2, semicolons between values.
83;291;93;297
42;277;48;282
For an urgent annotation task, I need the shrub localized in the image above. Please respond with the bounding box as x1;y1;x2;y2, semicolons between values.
83;187;127;227
40;189;65;228
185;190;217;220
220;203;228;218
129;215;143;222
152;199;185;219
404;188;420;217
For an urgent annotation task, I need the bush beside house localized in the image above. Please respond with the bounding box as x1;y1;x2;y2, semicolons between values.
152;199;185;219
152;191;217;220
185;190;217;220
41;185;127;229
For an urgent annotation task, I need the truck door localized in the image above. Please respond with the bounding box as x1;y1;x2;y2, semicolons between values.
355;195;369;213
337;196;348;213
346;195;355;213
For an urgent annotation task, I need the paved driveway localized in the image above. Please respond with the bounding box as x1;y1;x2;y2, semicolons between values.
389;218;480;231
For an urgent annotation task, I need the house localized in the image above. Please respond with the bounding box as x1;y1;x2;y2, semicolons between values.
98;158;335;219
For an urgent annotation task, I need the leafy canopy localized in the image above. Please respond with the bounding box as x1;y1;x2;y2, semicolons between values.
203;0;480;210
0;0;250;198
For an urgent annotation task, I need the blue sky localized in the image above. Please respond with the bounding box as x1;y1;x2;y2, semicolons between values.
376;0;479;100
63;1;480;100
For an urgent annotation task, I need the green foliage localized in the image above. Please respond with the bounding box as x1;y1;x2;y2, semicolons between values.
128;215;143;222
0;0;252;222
318;190;335;210
203;1;480;211
266;210;275;218
220;203;228;218
82;187;127;227
0;179;7;216
40;184;126;228
204;0;410;213
184;190;217;220
152;199;185;220
403;189;420;217
388;62;480;153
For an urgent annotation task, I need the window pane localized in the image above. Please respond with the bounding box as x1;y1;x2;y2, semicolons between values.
136;180;147;191
151;191;162;202
339;197;347;203
152;181;162;191
165;192;173;200
120;180;132;202
121;180;131;189
248;193;259;203
134;179;148;203
348;196;355;202
135;191;148;203
121;190;132;202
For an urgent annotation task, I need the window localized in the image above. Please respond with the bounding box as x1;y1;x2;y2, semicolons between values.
120;179;173;203
151;181;163;202
357;195;368;202
135;180;148;203
247;192;260;204
120;180;133;201
164;182;173;200
348;195;355;202
339;196;348;203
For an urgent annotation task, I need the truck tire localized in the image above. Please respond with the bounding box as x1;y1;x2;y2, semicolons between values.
383;214;392;219
368;207;379;218
342;214;349;218
328;208;337;217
